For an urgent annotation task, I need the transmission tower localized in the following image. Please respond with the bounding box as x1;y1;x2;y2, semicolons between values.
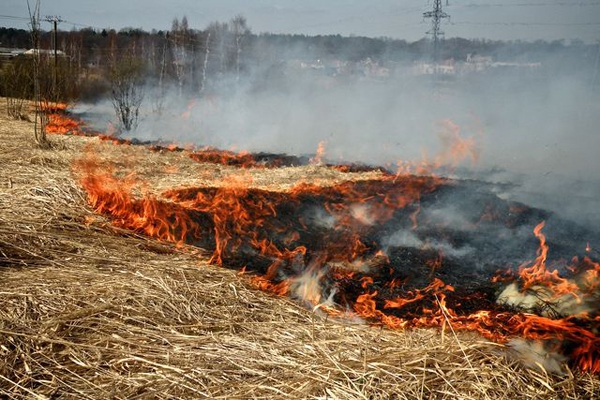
423;0;450;64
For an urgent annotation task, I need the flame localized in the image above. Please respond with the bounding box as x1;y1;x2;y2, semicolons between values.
189;148;259;168
150;143;184;153
105;122;117;138
491;223;600;372
434;119;480;167
395;119;480;181
75;138;600;373
42;106;133;147
160;176;439;266
181;99;197;120
75;152;200;247
38;101;67;113
42;104;88;137
45;113;85;135
518;222;579;295
310;141;326;165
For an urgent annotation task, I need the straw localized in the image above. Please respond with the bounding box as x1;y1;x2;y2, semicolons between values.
0;99;597;399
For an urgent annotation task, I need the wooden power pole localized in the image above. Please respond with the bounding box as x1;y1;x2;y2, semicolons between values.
44;15;64;98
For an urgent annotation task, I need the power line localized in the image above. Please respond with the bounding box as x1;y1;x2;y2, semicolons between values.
452;21;600;26
285;6;424;33
460;2;600;8
62;20;104;30
1;11;597;44
0;13;105;31
0;14;30;21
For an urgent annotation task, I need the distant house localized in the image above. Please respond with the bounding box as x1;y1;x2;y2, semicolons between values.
463;53;541;73
0;47;26;60
361;58;390;78
466;54;492;65
23;48;66;57
490;61;541;71
414;62;456;76
465;54;493;72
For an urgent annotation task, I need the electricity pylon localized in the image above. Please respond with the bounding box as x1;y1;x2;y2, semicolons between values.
423;0;450;64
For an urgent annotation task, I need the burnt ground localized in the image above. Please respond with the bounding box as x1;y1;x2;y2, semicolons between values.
2;100;600;398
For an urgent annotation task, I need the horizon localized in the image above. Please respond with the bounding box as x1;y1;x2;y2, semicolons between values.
1;1;599;44
0;24;595;47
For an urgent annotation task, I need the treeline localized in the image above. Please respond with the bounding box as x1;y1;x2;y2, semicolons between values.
0;16;597;121
2;22;597;65
0;16;253;102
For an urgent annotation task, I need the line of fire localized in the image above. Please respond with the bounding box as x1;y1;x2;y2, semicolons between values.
41;105;600;375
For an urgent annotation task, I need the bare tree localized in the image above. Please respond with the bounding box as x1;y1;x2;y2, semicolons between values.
205;21;229;76
200;29;211;94
215;22;229;75
152;33;169;114
170;17;190;96
3;59;30;120
27;0;49;148
109;55;145;133
230;15;249;82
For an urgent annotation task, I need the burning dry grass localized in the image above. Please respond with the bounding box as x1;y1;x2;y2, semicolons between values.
0;101;598;399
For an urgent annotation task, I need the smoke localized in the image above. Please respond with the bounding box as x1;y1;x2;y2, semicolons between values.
497;282;592;318
506;338;567;376
289;266;336;309
303;206;336;230
74;40;600;229
382;228;474;259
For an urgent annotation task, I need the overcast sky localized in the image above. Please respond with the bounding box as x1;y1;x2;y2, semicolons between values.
1;1;599;42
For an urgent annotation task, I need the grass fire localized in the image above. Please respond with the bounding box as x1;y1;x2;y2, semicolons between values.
0;102;596;399
2;3;600;398
74;123;600;375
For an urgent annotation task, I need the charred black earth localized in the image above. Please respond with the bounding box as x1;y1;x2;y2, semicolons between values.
163;175;599;298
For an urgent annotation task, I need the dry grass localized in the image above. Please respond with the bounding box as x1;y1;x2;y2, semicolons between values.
0;100;598;399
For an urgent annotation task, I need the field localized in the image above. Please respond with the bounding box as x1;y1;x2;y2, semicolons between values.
0;100;598;399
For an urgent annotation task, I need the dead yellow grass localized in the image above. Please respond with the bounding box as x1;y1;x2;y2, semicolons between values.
0;100;598;399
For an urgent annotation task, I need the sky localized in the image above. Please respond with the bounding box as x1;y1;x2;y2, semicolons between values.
1;0;599;43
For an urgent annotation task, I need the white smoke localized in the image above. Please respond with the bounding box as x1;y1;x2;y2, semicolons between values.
497;282;591;318
74;41;600;228
506;338;567;376
381;228;473;258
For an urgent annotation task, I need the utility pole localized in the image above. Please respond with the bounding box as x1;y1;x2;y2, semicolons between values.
44;15;64;98
423;0;450;66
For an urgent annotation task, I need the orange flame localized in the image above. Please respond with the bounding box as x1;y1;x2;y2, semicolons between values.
518;222;578;296
434;119;480;168
310;141;326;165
45;113;86;136
76;144;600;373
76;152;200;247
39;101;67;113
189;148;258;168
395;119;480;181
